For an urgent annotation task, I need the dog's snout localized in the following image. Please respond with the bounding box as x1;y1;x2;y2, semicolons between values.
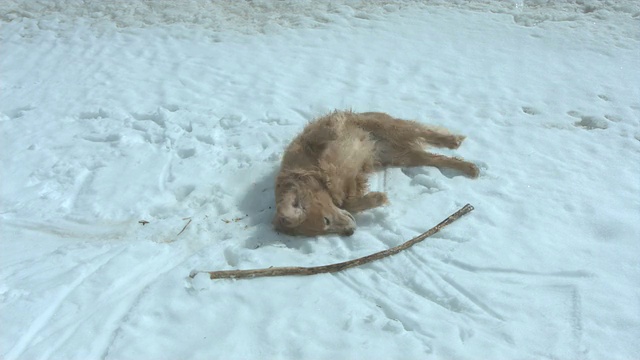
337;210;356;236
331;209;356;236
346;212;356;222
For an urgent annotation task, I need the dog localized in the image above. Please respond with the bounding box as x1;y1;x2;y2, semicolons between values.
272;110;479;236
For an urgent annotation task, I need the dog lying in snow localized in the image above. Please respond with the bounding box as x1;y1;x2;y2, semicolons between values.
273;110;479;236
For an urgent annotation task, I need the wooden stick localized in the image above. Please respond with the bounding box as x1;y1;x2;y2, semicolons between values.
189;204;474;280
177;217;192;237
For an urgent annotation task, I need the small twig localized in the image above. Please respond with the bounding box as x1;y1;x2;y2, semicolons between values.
177;217;192;236
189;203;474;280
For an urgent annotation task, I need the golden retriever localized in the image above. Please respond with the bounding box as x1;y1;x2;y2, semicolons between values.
273;110;478;236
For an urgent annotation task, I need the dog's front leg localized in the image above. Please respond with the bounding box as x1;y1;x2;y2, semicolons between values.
343;192;388;213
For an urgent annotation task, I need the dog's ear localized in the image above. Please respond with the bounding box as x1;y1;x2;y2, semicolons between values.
273;190;306;229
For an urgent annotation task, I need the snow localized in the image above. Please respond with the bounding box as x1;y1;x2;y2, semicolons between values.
1;0;639;359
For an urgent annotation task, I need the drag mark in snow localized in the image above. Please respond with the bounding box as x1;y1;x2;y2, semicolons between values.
445;259;588;355
6;240;190;359
333;272;435;351
401;252;475;314
445;259;596;278
546;284;585;357
329;236;491;321
100;253;192;360
439;274;504;321
157;154;174;193
570;286;584;355
61;168;92;211
4;247;126;360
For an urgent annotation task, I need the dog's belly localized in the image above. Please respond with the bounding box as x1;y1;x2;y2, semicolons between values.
325;128;375;171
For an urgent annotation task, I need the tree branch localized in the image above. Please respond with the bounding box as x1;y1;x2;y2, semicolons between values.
190;203;474;280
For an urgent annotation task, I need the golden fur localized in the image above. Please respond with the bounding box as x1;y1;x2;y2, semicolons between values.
273;110;479;236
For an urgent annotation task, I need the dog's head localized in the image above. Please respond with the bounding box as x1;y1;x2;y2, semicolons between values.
273;173;356;236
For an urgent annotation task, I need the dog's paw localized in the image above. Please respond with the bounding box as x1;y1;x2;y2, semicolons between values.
366;192;389;207
446;135;466;149
465;163;480;178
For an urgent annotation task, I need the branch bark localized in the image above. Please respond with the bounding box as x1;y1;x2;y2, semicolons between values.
190;203;474;280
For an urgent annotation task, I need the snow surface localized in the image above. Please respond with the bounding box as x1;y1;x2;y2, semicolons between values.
1;1;639;359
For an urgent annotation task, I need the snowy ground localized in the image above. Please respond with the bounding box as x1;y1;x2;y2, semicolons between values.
1;1;639;359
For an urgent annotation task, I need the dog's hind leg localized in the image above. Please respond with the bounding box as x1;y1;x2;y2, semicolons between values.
378;145;479;178
354;112;465;149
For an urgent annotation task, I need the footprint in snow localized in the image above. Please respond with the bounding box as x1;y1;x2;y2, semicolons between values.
401;168;447;192
81;134;121;143
5;105;35;119
567;111;608;130
78;109;109;120
131;109;167;128
176;148;196;159
521;106;540;116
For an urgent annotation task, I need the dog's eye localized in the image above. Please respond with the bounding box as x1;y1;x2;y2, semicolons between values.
323;217;330;226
